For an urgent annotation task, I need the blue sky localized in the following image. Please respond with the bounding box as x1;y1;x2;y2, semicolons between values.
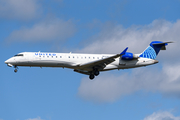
1;0;180;120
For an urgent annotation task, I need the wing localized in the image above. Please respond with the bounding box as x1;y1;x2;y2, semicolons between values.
74;47;128;73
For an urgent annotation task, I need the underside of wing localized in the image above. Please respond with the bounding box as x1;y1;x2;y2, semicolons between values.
74;69;90;75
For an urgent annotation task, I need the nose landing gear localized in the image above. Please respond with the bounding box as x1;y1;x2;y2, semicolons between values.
14;66;18;73
14;69;18;73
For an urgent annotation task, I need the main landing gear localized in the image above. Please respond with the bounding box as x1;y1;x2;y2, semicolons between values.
94;70;99;76
89;74;95;80
14;66;18;73
89;69;100;80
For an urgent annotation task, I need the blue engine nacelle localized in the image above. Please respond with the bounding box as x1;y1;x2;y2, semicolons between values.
121;52;135;60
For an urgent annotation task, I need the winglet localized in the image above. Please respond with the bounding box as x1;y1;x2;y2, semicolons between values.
120;47;128;55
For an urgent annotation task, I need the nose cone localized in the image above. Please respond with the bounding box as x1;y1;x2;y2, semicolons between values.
5;58;15;67
5;57;14;64
5;59;9;64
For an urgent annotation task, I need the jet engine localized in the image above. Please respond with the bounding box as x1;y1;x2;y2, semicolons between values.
121;52;139;60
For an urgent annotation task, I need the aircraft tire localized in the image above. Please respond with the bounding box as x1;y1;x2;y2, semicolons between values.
94;70;99;76
89;74;95;80
14;69;18;73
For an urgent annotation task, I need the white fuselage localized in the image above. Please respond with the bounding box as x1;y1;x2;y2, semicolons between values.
5;40;171;79
5;52;158;72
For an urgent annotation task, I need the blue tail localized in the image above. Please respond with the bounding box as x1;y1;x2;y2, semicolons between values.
139;41;171;59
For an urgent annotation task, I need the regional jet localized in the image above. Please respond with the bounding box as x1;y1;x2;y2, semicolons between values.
5;41;172;80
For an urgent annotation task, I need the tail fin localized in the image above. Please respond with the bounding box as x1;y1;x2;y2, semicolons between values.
139;41;172;59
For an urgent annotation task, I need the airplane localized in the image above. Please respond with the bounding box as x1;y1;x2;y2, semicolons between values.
5;41;172;80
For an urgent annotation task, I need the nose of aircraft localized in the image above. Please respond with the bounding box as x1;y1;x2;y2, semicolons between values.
5;58;14;64
5;58;15;67
5;59;9;64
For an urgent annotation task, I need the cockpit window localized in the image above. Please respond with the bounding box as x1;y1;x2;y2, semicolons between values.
14;54;24;57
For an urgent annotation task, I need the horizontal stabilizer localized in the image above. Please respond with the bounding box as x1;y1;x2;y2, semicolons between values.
152;41;173;51
152;41;173;45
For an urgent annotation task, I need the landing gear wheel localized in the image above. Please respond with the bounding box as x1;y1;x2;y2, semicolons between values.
14;69;18;73
89;74;95;80
94;70;99;76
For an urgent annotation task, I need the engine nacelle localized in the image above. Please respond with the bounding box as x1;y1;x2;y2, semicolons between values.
121;52;138;60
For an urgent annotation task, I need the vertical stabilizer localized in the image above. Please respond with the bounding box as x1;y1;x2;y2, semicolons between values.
139;41;172;59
